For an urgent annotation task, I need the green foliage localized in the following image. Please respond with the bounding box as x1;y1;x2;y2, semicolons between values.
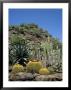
9;45;16;65
41;41;52;51
26;60;43;73
52;62;62;73
9;35;29;66
10;35;23;45
48;67;55;74
40;41;52;60
53;38;59;50
20;23;38;29
9;25;15;31
9;23;62;69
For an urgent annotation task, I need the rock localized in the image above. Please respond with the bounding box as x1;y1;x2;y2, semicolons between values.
9;72;62;81
9;74;20;81
35;73;62;81
35;75;48;81
24;73;34;80
9;72;34;81
9;72;26;81
15;72;26;81
33;73;40;77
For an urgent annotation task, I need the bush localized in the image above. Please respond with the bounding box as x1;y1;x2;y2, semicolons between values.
48;67;55;74
11;64;24;74
26;60;43;73
39;68;49;75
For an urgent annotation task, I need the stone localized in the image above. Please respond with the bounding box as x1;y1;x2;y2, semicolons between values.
35;75;48;81
9;72;62;81
9;72;34;81
15;72;26;81
24;73;34;80
33;73;40;77
9;72;26;81
35;73;62;81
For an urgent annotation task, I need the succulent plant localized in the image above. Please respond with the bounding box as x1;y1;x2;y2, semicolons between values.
11;64;24;74
26;60;43;73
39;68;49;75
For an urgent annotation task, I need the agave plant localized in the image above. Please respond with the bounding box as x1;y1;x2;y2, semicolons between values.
14;44;29;65
9;35;30;66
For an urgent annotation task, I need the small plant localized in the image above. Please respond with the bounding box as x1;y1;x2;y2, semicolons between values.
26;60;43;73
39;68;49;75
48;67;55;74
11;64;24;74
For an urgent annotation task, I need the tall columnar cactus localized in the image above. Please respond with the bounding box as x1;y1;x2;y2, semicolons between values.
40;41;53;67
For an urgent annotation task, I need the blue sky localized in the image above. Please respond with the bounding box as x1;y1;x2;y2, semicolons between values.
9;9;62;41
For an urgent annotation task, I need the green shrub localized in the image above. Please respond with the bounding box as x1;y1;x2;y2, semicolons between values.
47;67;54;74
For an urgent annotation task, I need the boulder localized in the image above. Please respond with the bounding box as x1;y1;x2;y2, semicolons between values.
9;72;62;81
9;72;26;81
9;72;34;81
23;73;34;80
35;73;62;81
33;73;40;77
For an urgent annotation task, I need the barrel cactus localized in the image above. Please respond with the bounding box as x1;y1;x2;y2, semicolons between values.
39;68;49;75
11;64;24;74
26;60;43;73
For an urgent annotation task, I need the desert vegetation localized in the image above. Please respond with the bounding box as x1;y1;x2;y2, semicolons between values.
9;23;62;81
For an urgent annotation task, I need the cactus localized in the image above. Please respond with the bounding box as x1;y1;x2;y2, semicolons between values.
26;60;43;73
11;64;24;74
39;68;49;75
40;41;52;67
